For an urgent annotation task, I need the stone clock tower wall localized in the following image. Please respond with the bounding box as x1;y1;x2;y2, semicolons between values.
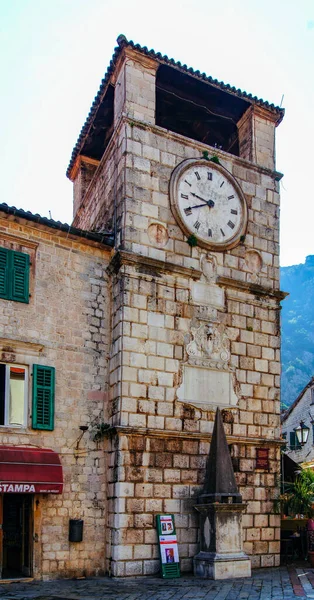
69;39;284;576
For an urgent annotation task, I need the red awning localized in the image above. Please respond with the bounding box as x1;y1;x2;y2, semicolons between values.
0;446;63;494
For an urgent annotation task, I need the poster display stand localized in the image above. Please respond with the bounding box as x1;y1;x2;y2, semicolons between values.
156;514;180;578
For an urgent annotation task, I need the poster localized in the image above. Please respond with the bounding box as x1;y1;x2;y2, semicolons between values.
159;534;179;564
156;514;180;577
160;515;174;535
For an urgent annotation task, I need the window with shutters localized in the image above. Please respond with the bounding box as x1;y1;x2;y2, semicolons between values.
290;431;301;450
0;247;30;303
32;365;55;430
0;363;28;426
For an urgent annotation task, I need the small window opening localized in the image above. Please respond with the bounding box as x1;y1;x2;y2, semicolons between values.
0;363;27;427
80;84;115;162
156;65;250;157
290;430;301;450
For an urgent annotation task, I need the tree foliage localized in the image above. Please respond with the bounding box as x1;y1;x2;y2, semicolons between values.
281;469;314;517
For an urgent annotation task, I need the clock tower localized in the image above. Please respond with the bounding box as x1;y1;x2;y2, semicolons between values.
68;35;285;577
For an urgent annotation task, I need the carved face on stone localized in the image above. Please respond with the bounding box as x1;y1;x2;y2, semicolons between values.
147;223;169;247
200;254;217;282
244;250;262;273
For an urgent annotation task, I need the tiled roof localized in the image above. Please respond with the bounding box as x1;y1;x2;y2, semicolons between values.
66;35;285;179
281;376;314;423
0;203;114;247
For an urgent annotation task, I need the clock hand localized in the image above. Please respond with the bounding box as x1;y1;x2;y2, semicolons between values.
189;203;210;210
190;193;215;208
191;192;207;203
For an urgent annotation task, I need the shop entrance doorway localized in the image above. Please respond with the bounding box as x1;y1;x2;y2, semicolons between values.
0;495;33;578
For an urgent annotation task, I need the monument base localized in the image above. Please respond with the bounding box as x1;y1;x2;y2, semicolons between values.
193;503;251;580
194;551;251;580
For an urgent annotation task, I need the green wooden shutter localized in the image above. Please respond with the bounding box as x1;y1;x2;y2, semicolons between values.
290;431;301;449
0;248;29;303
0;248;9;299
290;431;296;449
32;365;55;430
11;251;29;303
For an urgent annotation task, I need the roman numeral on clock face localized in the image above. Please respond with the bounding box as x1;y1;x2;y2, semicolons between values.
194;221;201;231
207;172;213;180
227;220;235;229
230;209;238;215
181;193;189;199
220;181;225;188
220;228;225;237
184;180;192;186
195;171;200;180
228;195;234;200
184;207;192;216
208;228;212;237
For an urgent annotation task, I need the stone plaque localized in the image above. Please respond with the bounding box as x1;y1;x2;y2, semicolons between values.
256;448;269;470
177;365;238;410
191;282;225;309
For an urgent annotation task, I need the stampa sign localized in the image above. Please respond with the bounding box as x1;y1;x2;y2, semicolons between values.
0;483;36;493
0;483;62;493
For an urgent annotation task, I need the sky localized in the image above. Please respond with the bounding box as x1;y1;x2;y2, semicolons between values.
0;0;313;267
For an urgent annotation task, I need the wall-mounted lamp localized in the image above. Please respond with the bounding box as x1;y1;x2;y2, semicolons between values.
295;420;310;446
75;425;88;449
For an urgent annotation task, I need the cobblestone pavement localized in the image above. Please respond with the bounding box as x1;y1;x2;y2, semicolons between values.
1;567;314;600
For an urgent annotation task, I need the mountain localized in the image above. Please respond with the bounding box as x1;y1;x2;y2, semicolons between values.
281;255;314;409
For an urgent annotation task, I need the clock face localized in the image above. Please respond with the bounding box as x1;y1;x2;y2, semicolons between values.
170;159;247;250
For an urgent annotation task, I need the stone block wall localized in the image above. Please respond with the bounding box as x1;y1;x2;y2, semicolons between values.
121;120;280;290
68;111;283;574
89;108;282;573
107;432;207;576
0;215;111;579
253;108;277;171
282;384;314;465
72;124;126;235
67;44;283;577
105;252;282;573
237;106;277;171
72;157;100;219
106;433;281;575
113;49;157;126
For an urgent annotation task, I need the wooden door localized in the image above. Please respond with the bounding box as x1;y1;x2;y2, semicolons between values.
0;496;3;578
21;496;32;577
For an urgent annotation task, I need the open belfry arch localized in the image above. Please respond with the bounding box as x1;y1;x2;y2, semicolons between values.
68;35;285;576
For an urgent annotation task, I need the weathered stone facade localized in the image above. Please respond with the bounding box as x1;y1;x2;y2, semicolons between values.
69;38;284;575
0;36;285;580
0;215;111;579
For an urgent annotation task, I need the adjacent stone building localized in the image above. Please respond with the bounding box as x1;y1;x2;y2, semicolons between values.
282;378;314;468
0;209;113;579
0;35;285;580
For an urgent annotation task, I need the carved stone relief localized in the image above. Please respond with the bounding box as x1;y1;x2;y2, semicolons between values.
244;250;263;283
200;254;217;282
177;321;238;410
191;254;224;309
147;223;169;247
186;322;230;368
